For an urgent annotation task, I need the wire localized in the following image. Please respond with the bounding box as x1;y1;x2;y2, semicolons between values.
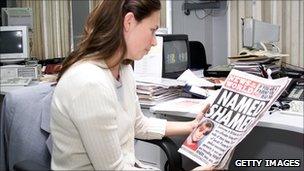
209;1;228;17
193;1;228;20
195;9;212;20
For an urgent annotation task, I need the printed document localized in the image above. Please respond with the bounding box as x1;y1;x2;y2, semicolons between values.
179;69;290;169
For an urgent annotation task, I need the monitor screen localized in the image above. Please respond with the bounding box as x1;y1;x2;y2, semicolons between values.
0;26;29;63
0;30;23;53
164;40;188;73
160;34;190;79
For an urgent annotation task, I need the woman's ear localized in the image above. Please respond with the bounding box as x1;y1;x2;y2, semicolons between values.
124;12;136;32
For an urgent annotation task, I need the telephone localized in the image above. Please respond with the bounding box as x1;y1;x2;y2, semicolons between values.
280;78;304;101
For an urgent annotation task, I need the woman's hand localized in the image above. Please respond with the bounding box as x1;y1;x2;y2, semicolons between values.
196;103;210;122
190;104;210;131
165;104;211;136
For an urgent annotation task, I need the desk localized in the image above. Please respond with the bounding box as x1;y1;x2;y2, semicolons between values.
0;81;39;94
0;74;56;95
258;111;303;134
153;110;304;134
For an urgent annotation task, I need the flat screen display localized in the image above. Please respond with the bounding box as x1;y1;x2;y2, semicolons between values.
0;30;23;53
163;40;188;73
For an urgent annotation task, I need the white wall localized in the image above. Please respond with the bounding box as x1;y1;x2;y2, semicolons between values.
171;1;228;66
212;9;228;65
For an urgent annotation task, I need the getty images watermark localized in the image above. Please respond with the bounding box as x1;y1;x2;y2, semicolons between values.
234;159;301;167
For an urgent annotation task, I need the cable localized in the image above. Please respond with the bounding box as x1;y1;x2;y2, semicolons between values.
195;9;212;20
209;1;228;17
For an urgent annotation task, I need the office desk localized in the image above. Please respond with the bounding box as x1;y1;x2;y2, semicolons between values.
152;110;303;134
0;81;40;94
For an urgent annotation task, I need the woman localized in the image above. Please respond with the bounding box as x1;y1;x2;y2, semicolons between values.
51;0;210;170
184;119;214;151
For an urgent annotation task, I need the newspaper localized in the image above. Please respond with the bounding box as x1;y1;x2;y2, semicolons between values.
178;69;291;168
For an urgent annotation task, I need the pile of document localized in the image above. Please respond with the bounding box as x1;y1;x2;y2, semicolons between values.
229;56;281;78
135;77;185;107
135;70;226;107
150;98;208;118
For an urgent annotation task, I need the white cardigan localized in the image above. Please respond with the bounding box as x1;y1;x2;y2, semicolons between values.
50;61;167;170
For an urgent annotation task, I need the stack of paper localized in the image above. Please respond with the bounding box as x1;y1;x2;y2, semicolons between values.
177;69;215;88
136;77;185;107
150;89;220;116
150;98;207;117
230;57;281;77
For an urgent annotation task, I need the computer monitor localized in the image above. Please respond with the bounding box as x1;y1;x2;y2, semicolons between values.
242;18;280;50
0;26;30;63
158;34;190;79
1;8;33;30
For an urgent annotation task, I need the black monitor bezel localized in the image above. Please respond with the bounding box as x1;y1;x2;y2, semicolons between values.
157;34;190;79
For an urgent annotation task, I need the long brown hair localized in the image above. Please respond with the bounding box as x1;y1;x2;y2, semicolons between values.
57;0;161;82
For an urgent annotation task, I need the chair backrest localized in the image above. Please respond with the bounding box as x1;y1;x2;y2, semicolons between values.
189;41;210;70
0;83;54;170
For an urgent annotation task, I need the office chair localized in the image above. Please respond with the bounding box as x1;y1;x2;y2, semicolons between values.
0;83;183;171
189;41;211;70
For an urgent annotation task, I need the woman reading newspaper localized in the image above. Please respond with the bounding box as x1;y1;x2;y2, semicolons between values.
50;0;213;170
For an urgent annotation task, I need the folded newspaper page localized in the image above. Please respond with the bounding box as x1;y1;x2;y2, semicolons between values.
178;69;291;168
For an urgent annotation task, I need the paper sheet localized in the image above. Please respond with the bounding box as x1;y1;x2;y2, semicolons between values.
134;36;163;79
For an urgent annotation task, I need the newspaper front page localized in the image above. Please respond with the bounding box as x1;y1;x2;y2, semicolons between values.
178;69;291;168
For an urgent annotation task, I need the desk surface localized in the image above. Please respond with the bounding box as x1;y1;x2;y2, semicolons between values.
0;81;40;94
258;111;303;134
152;107;304;134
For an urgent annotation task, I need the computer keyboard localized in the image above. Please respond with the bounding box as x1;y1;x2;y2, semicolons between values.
0;77;32;86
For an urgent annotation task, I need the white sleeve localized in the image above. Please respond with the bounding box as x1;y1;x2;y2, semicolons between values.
70;82;133;170
134;95;167;140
